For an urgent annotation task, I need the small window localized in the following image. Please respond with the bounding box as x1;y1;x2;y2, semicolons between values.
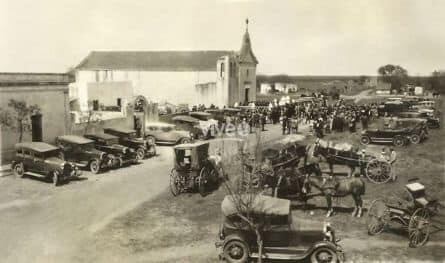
34;153;43;159
16;149;22;155
23;150;31;156
161;126;172;132
95;71;100;82
246;69;249;76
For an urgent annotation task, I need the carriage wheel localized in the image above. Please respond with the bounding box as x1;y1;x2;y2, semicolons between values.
410;134;421;144
169;169;182;196
367;199;390;235
408;208;430;247
198;166;215;197
365;159;392;184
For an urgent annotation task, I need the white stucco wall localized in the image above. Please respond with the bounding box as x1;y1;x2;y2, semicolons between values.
74;70;219;110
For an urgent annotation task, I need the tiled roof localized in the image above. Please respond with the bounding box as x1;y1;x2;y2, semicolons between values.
76;51;234;71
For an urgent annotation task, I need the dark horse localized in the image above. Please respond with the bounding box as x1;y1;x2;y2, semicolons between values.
306;139;364;177
302;175;365;217
262;167;307;201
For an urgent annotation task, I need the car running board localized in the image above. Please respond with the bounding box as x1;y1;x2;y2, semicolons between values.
24;172;47;178
251;249;308;260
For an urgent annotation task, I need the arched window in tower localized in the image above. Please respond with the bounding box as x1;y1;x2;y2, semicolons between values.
220;63;225;78
246;69;249;77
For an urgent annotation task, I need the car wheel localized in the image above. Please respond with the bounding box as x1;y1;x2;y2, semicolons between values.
136;148;146;160
13;163;25;178
89;159;100;174
52;171;60;186
223;240;249;263
410;134;421;144
393;136;405;147
180;137;191;144
117;157;124;168
310;246;338;263
360;136;370;145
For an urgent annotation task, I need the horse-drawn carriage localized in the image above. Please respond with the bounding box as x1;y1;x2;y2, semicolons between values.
367;179;442;247
169;141;221;197
310;139;392;184
261;137;307;171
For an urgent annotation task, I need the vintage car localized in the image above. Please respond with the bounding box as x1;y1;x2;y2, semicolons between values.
84;133;138;167
190;111;218;137
145;122;192;145
396;111;440;128
56;135;115;174
377;101;411;116
103;127;156;159
171;115;208;140
169;141;221;197
216;195;344;263
360;118;428;146
12;142;81;186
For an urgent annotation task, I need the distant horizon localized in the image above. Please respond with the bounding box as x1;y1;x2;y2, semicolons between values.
1;0;444;75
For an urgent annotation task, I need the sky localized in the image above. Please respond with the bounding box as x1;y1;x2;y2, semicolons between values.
1;0;444;75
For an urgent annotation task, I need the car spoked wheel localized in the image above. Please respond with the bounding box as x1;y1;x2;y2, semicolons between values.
360;136;370;145
136;148;146;160
410;134;421;144
393;136;405;146
180;138;191;144
223;240;249;263
89;159;100;174
310;247;338;263
52;171;60;186
13;163;25;178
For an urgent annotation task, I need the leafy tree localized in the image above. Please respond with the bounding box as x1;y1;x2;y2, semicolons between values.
0;99;40;142
377;64;408;93
429;70;445;94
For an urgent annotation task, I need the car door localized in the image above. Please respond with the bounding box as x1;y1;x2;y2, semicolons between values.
22;149;34;172
32;152;47;174
262;215;290;248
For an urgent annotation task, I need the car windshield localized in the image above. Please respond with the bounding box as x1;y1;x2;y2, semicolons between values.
80;142;96;151
105;138;119;145
126;132;137;139
42;149;61;158
192;115;210;121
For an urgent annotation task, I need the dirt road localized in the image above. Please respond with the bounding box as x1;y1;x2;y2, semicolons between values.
0;124;291;263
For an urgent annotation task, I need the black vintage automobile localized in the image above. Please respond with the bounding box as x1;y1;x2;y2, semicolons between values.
103;127;156;160
56;135;115;174
12;142;81;186
169;141;221;197
360;118;428;146
396;111;440;129
217;195;344;263
377;101;412;116
84;133;138;167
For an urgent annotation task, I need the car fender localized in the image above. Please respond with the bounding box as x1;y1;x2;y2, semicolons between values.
303;241;341;259
222;234;249;248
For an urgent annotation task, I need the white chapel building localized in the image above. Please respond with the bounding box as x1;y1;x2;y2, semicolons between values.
71;21;258;111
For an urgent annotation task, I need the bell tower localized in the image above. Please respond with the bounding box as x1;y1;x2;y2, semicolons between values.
237;18;258;104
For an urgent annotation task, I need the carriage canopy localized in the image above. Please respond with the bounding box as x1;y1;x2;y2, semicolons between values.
173;141;209;170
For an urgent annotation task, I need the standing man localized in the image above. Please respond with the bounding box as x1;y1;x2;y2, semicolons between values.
389;147;397;181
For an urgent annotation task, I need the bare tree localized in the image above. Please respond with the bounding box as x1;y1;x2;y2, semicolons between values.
83;100;103;135
0;99;40;142
220;128;265;263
